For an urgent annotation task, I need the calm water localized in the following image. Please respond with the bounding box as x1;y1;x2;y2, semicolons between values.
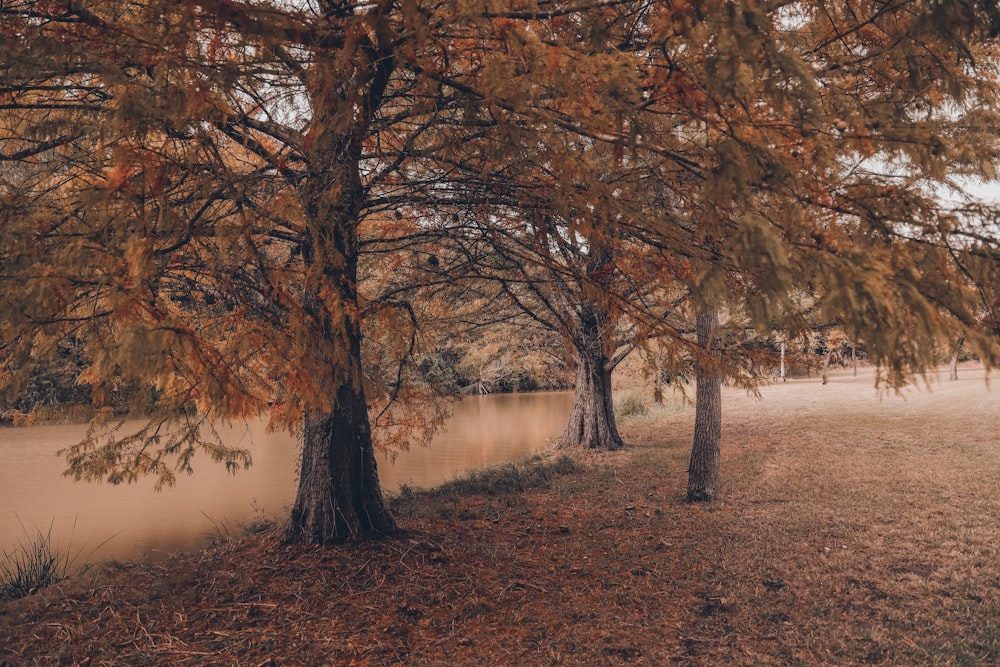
0;392;572;565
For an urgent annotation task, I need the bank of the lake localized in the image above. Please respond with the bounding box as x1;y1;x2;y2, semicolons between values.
3;367;1000;666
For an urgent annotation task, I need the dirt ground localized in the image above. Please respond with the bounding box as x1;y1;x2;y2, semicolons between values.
2;364;999;666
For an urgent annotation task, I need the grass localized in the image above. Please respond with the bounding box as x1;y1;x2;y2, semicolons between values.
0;519;72;601
201;499;278;548
3;365;1000;665
390;454;582;520
429;453;581;495
615;392;649;419
668;367;1000;665
614;387;689;426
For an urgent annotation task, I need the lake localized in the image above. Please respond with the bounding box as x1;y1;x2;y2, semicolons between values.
0;391;573;565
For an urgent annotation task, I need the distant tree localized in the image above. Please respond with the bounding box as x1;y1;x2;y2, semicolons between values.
820;330;852;385
949;336;966;381
424;177;693;450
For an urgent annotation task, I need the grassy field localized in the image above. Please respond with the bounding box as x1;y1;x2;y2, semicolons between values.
2;364;999;665
664;365;1000;665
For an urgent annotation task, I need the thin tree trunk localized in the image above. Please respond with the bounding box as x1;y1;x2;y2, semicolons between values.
687;305;721;502
950;336;965;381
821;348;833;385
559;351;624;450
779;340;786;382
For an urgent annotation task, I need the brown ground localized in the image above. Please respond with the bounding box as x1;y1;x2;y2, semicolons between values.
2;365;999;666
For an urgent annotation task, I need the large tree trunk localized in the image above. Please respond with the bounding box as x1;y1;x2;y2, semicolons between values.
687;305;721;502
286;374;395;544
284;257;396;542
285;59;396;541
559;350;624;450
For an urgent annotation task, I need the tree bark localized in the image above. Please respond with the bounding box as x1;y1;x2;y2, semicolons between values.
950;336;965;381
687;305;721;502
821;347;833;385
284;223;396;542
287;390;395;543
558;350;624;450
779;340;786;382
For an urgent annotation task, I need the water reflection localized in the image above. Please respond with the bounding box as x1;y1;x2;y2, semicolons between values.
0;391;572;565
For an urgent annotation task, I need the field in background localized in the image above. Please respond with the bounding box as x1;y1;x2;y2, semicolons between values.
642;363;1000;664
2;364;999;665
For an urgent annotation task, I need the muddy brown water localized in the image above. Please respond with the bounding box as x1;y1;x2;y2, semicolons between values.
0;391;572;565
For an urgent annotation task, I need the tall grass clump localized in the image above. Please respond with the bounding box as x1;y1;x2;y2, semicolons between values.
615;393;649;420
0;521;71;601
202;499;277;548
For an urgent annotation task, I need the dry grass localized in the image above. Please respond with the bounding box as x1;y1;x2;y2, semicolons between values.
0;520;71;602
675;365;1000;666
1;364;998;665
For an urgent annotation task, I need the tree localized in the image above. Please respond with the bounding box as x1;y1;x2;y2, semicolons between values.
349;5;699;451
628;1;1000;498
687;305;721;501
949;335;965;381
0;0;695;538
419;171;693;450
0;0;419;542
